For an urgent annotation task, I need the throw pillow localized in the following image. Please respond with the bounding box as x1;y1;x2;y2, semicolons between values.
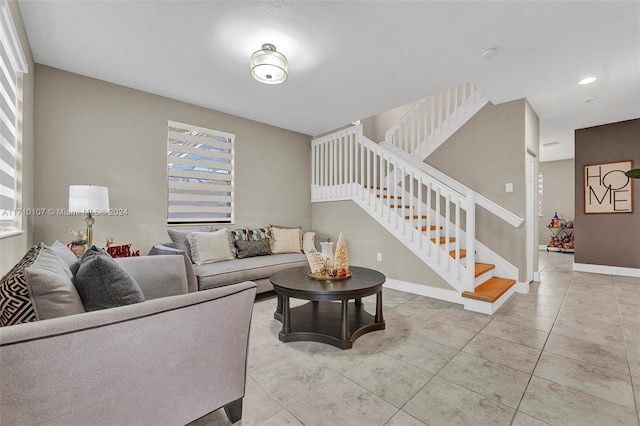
247;228;268;241
228;228;248;257
0;245;41;326
167;226;213;256
269;226;303;254
49;240;80;269
75;246;145;312
187;229;236;265
235;239;272;259
24;248;85;320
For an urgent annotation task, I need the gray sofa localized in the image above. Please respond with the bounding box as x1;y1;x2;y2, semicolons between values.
0;254;257;425
150;243;308;294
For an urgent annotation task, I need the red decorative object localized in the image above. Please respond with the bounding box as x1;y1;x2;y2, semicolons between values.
106;244;140;258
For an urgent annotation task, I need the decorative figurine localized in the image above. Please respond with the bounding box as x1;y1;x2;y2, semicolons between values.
68;228;87;259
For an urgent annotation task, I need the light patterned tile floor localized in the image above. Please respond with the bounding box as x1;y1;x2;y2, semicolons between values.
191;252;640;426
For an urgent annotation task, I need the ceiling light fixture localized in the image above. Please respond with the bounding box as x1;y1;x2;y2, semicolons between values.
579;76;597;85
481;47;498;59
250;43;288;85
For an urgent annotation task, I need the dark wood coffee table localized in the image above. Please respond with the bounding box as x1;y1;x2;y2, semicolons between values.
270;265;385;349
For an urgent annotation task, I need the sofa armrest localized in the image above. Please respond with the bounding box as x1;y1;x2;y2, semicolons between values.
115;255;188;300
148;243;198;293
0;281;257;425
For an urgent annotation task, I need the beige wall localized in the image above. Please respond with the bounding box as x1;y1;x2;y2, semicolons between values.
574;118;640;269
538;159;575;246
311;201;453;290
31;65;311;256
0;1;36;276
426;99;534;282
362;102;413;143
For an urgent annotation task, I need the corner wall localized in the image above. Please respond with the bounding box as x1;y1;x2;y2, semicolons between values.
0;1;35;276
32;65;311;255
574;118;640;269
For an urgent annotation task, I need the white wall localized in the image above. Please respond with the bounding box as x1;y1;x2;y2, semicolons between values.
538;159;575;247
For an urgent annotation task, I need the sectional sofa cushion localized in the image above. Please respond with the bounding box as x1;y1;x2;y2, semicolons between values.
195;253;307;291
187;229;236;265
24;246;85;320
0;244;41;326
50;240;80;268
235;238;272;259
75;246;145;311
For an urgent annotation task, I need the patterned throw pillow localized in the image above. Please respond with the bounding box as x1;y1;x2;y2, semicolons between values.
235;239;272;259
0;244;42;327
247;228;268;241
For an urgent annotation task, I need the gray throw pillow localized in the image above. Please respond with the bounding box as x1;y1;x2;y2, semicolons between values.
49;240;80;269
235;238;272;259
75;246;145;312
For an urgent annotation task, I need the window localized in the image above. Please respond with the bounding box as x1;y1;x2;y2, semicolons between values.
0;1;28;231
538;171;544;217
167;121;234;224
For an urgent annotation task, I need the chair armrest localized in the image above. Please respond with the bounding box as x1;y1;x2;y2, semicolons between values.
115;255;188;300
148;244;198;293
0;281;257;425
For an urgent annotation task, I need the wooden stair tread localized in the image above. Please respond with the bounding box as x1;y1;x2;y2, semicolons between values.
462;277;516;303
364;185;387;190
431;237;455;244
474;263;495;278
449;249;467;259
389;205;412;209
415;225;440;231
405;215;428;220
376;194;401;199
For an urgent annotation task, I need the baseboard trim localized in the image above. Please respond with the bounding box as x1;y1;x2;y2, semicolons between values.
572;263;640;278
383;279;461;304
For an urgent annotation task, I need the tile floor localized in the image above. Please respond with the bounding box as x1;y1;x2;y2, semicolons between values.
193;252;640;426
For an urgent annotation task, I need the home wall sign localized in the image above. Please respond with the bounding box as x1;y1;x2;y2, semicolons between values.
584;160;633;213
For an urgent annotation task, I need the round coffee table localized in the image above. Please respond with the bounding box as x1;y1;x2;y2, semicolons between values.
270;265;385;349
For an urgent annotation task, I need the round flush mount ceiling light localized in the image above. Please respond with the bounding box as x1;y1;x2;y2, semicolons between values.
579;76;597;85
251;43;288;84
481;47;498;59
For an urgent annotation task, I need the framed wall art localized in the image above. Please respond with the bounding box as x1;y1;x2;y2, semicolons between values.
584;160;633;214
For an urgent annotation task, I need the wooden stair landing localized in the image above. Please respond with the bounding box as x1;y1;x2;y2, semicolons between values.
462;277;516;303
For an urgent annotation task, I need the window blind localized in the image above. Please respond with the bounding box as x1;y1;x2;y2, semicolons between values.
0;1;28;228
167;120;234;224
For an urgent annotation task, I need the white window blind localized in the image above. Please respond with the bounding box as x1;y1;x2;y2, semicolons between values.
0;1;28;228
167;120;234;224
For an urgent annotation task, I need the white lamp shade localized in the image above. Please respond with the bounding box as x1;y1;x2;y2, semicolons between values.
251;44;288;84
69;185;110;213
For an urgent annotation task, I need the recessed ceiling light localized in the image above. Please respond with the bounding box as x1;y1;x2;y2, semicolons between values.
579;76;597;85
482;47;498;59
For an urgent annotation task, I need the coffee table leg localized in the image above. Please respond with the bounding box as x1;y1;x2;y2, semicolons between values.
282;296;291;334
375;291;384;323
355;297;363;306
340;300;350;340
276;294;283;315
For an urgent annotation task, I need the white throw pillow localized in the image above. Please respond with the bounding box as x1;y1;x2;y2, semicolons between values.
270;227;303;254
187;229;235;265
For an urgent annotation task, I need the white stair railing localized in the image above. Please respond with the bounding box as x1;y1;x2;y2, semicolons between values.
311;123;524;294
312;125;476;292
385;83;488;160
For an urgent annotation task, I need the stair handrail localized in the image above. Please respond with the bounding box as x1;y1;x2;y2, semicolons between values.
382;143;524;228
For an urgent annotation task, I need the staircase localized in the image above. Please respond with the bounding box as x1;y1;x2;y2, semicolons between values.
311;94;524;313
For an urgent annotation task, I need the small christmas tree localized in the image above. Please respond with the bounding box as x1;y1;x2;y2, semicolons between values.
334;232;349;271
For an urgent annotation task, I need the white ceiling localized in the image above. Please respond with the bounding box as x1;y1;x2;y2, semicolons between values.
17;1;640;162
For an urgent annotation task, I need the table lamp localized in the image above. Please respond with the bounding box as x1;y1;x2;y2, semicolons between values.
68;185;109;247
